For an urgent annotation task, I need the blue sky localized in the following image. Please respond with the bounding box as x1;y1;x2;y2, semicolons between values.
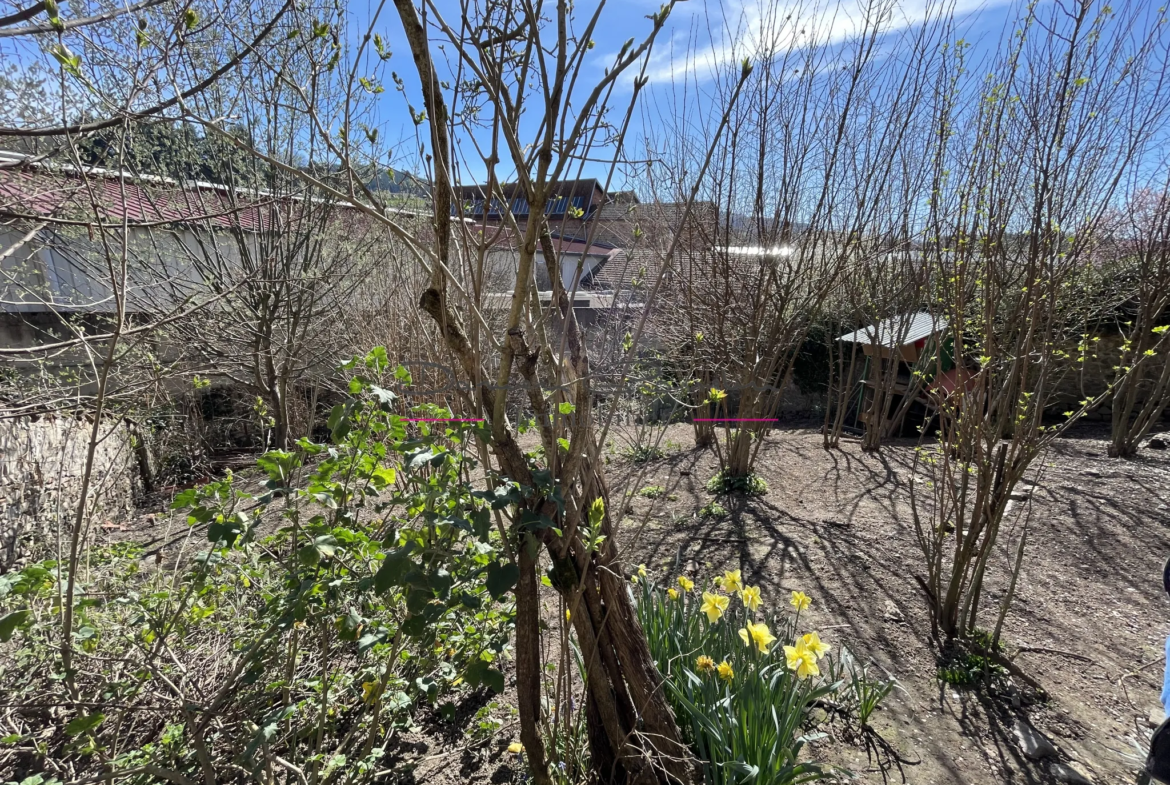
351;0;1030;187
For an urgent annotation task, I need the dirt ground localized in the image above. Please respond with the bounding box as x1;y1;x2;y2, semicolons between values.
602;423;1170;785
110;422;1170;784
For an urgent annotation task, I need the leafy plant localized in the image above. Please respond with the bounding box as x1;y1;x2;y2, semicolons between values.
621;444;666;464
706;470;768;496
699;501;729;519
638;485;675;500
0;351;516;782
936;629;1006;688
838;649;897;727
635;573;876;784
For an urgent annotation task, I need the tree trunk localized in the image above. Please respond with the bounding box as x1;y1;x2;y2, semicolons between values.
418;289;692;784
726;429;753;478
692;370;715;448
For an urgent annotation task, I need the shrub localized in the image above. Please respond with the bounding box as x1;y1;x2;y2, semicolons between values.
636;571;889;784
0;351;516;782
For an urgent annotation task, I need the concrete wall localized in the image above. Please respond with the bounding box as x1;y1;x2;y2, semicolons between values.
0;416;138;571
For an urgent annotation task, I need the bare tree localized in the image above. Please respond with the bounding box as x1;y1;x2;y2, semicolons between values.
1105;183;1170;457
658;0;954;481
909;0;1170;645
174;0;750;779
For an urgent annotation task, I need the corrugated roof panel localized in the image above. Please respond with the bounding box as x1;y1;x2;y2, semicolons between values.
838;311;946;347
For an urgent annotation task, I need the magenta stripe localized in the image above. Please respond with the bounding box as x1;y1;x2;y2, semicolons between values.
692;418;777;422
407;418;484;422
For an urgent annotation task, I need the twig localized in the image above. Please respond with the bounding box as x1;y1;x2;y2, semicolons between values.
1013;646;1095;665
1119;655;1165;711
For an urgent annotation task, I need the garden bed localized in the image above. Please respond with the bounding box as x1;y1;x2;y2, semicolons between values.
34;422;1170;784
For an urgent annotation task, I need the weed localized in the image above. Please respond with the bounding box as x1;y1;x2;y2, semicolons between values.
698;501;728;519
838;649;897;726
937;630;1006;687
706;470;768;496
622;444;665;463
638;485;675;500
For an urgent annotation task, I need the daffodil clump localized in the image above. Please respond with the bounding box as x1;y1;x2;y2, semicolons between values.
634;570;865;785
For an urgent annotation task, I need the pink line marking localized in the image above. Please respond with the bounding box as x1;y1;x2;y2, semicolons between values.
692;418;777;422
407;418;484;422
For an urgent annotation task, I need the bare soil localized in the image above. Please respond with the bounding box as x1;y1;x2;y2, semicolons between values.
605;423;1170;785
111;422;1170;784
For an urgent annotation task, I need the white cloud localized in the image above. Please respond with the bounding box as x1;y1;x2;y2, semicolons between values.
641;0;1014;84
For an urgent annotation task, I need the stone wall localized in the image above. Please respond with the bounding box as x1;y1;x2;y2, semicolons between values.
0;416;138;572
1049;334;1170;423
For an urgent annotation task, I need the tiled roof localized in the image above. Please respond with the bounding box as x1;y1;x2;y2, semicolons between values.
582;247;665;296
0;162;276;231
0;153;409;230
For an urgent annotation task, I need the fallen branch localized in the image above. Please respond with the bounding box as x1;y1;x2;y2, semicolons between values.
1013;646;1095;665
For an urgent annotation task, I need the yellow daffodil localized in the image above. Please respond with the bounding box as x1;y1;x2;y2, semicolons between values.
790;590;811;611
667;588;680;600
565;608;571;622
719;570;742;593
717;661;734;682
637;564;647;578
783;639;820;680
507;742;524;754
739;585;762;612
696;655;716;673
631;575;639;584
801;631;831;660
738;621;777;653
700;591;729;623
677;576;694;592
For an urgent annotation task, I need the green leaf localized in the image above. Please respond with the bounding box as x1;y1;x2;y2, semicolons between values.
0;610;29;642
405;586;431;615
357;628;387;651
49;44;81;77
465;660;505;693
485;561;518;601
557;401;576;415
370;466;396;490
472;508;491;542
427;568;453;596
327;403;354;442
373;544;415;593
256;450;300;483
337;609;363;641
170;488;198;509
519;509;557;533
64;713;104;737
244;705;295;760
296;437;325;455
456;591;482;609
183;7;198;30
298;535;339;567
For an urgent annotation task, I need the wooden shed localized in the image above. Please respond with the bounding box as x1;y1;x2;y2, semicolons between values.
838;312;952;436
